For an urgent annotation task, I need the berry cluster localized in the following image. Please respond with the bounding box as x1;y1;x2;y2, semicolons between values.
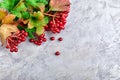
29;34;47;46
45;11;69;33
6;30;28;52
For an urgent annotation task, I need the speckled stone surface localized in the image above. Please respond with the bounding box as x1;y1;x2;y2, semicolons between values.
0;0;120;80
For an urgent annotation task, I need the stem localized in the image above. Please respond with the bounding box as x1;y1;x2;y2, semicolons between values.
44;13;56;17
46;9;51;14
52;17;55;24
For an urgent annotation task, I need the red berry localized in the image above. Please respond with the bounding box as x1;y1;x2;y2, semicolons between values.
55;51;60;56
37;42;41;46
56;29;60;33
14;48;18;52
50;37;55;41
21;34;25;37
10;49;13;52
17;40;21;43
15;43;18;46
58;37;63;41
34;40;38;44
21;30;25;33
39;40;43;43
17;30;20;34
43;38;47;42
6;45;9;49
18;37;22;40
24;32;28;36
59;22;63;26
21;38;26;42
50;21;53;24
29;39;34;42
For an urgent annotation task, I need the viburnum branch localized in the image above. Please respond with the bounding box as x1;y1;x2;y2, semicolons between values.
0;0;70;52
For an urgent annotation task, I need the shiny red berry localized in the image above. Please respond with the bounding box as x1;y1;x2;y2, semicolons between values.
55;51;60;56
50;37;55;41
43;38;47;42
58;37;63;41
37;42;41;46
24;32;28;36
34;40;38;44
21;30;25;33
14;48;18;52
6;45;9;49
29;39;34;42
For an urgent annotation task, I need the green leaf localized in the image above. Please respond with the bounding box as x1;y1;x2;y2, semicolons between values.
22;12;30;20
14;0;20;6
25;28;36;38
34;11;44;20
25;0;38;8
44;6;49;12
28;32;35;38
17;25;24;30
0;0;15;11
29;12;50;35
34;18;47;27
13;2;27;12
37;0;48;5
29;11;44;27
35;17;50;35
11;10;22;18
44;16;50;24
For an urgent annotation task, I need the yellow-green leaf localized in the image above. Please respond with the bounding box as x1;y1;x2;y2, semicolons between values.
0;9;8;20
2;14;16;24
36;26;44;35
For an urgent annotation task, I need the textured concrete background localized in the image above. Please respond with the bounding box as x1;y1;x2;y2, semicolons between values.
0;0;120;80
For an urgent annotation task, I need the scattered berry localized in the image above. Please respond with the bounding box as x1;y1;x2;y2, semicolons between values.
58;37;63;41
55;51;60;56
50;37;55;41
